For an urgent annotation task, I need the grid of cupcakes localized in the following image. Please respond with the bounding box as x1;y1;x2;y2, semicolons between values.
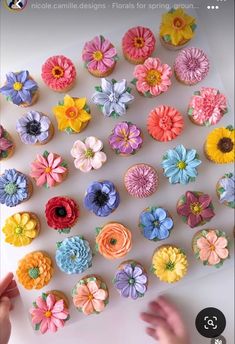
0;8;234;336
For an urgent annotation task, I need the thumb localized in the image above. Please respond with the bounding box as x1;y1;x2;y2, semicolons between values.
0;296;11;319
157;322;175;342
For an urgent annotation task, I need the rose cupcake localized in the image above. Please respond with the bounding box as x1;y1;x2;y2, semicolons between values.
82;35;118;77
45;196;79;233
72;275;109;315
216;172;235;209
95;222;132;260
0;125;15;161
108;121;143;156
122;26;156;64
41;55;76;92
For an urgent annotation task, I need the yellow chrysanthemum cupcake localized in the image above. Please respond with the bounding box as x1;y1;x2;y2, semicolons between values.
2;212;40;247
151;245;188;283
204;126;234;164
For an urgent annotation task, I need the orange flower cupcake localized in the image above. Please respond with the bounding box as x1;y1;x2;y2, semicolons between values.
95;222;132;260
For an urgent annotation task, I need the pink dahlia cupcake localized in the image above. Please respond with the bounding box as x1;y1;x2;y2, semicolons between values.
41;55;76;92
132;57;172;97
147;105;184;142
82;35;118;77
124;163;158;198
188;87;228;126
122;26;156;64
174;47;209;86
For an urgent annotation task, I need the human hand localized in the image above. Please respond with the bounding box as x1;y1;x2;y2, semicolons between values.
141;296;190;344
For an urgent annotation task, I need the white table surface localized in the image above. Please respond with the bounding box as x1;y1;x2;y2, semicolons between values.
0;1;234;344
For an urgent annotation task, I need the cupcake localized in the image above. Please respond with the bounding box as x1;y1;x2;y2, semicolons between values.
192;229;229;268
45;196;79;234
16;251;54;290
132;57;172;97
204;126;234;164
30;151;68;188
161;144;201;185
188;87;228;126
151;245;188;283
177;191;215;228
84;180;120;217
30;291;70;334
16;111;54;145
147;105;184;142
174;47;210;85
71;136;107;172
122;26;156;64
41;55;76;92
0;125;15;161
72;275;109;315
82;35;118;77
91;78;134;118
2;212;40;247
139;206;174;241
124;164;158;198
0;169;33;207
95;222;132;259
159;8;197;50
0;71;39;107
108;121;143;156
55;235;93;274
216;173;235;208
53;94;91;134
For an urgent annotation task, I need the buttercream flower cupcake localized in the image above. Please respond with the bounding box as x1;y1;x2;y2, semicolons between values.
124;164;158;198
53;95;91;134
147;105;184;142
41;55;76;92
30;151;68;188
92;78;134;118
216;173;235;209
204;126;234;164
159;8;197;50
108;121;143;156
45;196;79;234
30;291;70;334
71;137;107;172
139;206;174;241
95;222;132;260
188;87;228;126
0;71;39;107
16;251;54;290
0;125;15;161
132;57;172;97
177;191;215;228
82;35;118;77
0;169;33;207
122;26;156;64
84;180;120;217
16;111;54;145
72;275;109;315
174;47;209;85
2;212;40;247
192;229;229;268
151;245;188;283
161;144;201;185
55;235;93;274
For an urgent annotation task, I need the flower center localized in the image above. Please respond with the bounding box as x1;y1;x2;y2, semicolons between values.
65;106;78;119
85;148;94;158
110;238;117;245
94;190;108;206
210;244;215;251
159;115;173;130
55;206;67;217
26;120;41;136
146;69;162;86
154;220;160;227
129;278;135;285
45;167;52;173
187;58;200;71
15;226;23;235
177;161;186;170
173;17;185;29
28;267;40;279
52;66;64;78
108;92;119;103
93;50;103;61
134;37;145;48
70;250;78;260
88;293;94;301
4;182;17;195
166;261;175;271
44;311;52;318
13;82;23;91
217;137;233;153
190;202;202;215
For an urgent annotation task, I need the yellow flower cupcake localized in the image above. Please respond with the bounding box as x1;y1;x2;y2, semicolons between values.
151;245;188;283
204;126;234;164
2;212;40;247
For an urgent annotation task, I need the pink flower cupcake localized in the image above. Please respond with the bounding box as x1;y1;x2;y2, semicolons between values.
122;26;156;64
82;35;118;77
174;47;210;86
132;57;172;97
41;55;76;92
188;87;228;126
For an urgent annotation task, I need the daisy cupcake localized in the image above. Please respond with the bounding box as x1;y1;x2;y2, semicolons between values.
0;125;15;161
216;172;235;208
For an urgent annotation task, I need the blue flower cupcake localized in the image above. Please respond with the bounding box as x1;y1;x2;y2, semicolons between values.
84;180;120;217
139;206;174;241
55;235;93;274
161;144;201;185
216;172;235;209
